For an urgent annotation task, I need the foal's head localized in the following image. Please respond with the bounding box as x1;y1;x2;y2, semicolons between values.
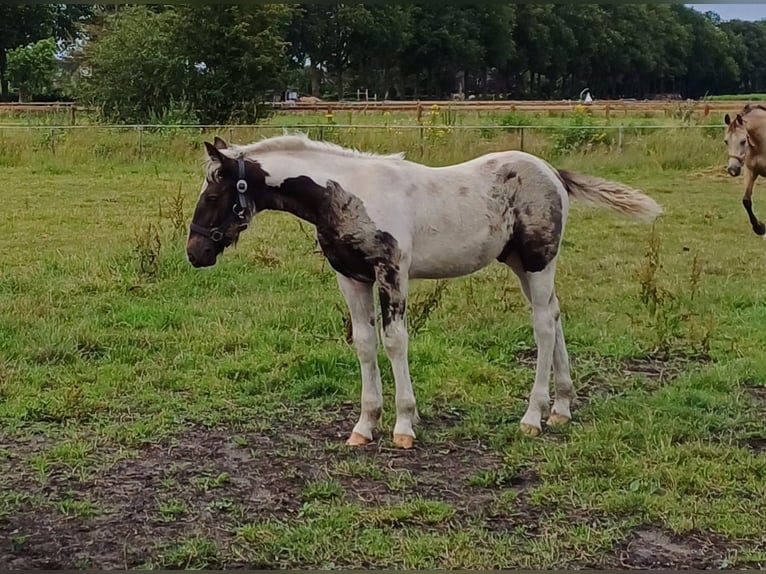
186;137;266;268
724;112;750;177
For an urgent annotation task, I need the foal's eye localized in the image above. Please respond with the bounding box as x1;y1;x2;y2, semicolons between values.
741;139;747;146
206;195;219;204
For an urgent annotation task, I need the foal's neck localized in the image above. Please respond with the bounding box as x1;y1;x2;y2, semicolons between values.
257;176;331;228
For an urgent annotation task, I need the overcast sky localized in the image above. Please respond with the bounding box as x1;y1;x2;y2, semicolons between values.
686;3;766;21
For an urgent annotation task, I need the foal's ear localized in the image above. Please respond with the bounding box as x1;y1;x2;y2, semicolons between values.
737;114;745;126
204;141;224;162
213;136;228;150
725;113;731;125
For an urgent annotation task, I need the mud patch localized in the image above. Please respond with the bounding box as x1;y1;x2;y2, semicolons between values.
0;409;522;569
615;526;730;569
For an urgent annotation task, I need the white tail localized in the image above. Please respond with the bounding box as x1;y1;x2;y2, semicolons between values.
558;169;662;221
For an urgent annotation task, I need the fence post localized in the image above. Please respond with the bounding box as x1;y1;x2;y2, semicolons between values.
50;129;55;154
519;127;525;151
618;125;624;150
137;125;144;158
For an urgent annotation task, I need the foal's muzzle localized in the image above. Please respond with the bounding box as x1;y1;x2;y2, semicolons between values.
186;242;217;268
728;156;743;177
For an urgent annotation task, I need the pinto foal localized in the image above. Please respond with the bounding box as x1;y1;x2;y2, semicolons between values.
186;134;661;448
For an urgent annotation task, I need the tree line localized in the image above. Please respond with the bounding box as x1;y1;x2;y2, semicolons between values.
3;4;766;123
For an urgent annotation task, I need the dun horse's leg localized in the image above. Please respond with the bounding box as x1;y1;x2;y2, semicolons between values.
743;171;766;236
375;265;418;449
336;274;383;446
506;255;572;432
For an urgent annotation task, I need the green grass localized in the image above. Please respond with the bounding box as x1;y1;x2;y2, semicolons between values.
707;93;766;101
0;112;765;568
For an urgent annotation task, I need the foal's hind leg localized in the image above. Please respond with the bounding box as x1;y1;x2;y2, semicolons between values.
506;254;573;434
336;274;383;446
548;294;574;425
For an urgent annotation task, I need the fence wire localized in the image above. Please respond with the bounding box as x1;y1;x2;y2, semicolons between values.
0;123;725;130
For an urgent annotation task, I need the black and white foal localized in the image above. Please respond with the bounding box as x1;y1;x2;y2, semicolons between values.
186;133;661;448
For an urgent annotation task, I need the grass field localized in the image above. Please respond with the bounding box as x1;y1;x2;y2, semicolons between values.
1;114;765;569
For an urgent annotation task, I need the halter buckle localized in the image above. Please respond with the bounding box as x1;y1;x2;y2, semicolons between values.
209;229;224;242
236;179;248;193
233;203;247;219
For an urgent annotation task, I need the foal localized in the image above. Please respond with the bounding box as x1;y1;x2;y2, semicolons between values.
724;104;766;236
186;133;661;448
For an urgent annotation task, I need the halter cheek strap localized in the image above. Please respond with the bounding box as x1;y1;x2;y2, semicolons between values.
234;155;249;217
189;155;251;244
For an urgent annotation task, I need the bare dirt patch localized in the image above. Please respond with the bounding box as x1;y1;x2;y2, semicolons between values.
615;526;730;569
0;407;522;569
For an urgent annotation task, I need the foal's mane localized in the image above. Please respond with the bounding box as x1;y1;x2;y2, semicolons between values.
209;131;402;163
203;132;406;180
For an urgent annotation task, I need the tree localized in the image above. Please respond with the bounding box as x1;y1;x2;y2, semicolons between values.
286;5;330;97
7;37;57;102
79;7;191;123
172;4;294;122
401;6;485;97
0;5;91;99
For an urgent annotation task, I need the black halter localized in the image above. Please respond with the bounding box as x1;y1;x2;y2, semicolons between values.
190;156;251;243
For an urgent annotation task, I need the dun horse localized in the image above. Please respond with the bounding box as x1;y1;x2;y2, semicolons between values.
724;104;766;236
186;133;662;448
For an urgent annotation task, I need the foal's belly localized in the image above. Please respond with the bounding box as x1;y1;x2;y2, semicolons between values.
408;232;509;280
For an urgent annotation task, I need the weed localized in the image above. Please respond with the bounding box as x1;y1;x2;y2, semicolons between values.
387;469;417;492
635;224;713;355
302;478;344;502
553;106;611;155
133;221;162;279
408;280;449;336
57;498;100;519
332;459;384;480
192;472;230;492
158;498;187;521
155;536;221;569
160;183;186;237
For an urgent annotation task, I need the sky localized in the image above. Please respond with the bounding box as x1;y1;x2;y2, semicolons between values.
686;3;766;21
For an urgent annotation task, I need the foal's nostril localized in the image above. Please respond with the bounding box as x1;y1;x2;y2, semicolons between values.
187;251;197;265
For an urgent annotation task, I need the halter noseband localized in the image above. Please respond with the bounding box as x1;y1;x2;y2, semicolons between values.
190;155;251;243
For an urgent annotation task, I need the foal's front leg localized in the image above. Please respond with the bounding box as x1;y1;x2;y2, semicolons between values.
336;274;383;446
742;170;766;236
375;264;419;449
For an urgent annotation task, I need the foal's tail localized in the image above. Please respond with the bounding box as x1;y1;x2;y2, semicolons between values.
557;169;662;221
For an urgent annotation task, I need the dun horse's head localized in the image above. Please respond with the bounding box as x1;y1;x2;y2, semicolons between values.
724;112;748;177
186;137;265;268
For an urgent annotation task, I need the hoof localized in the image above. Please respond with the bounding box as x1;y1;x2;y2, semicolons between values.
756;222;766;236
346;432;371;446
520;423;541;437
547;412;571;426
393;434;414;449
